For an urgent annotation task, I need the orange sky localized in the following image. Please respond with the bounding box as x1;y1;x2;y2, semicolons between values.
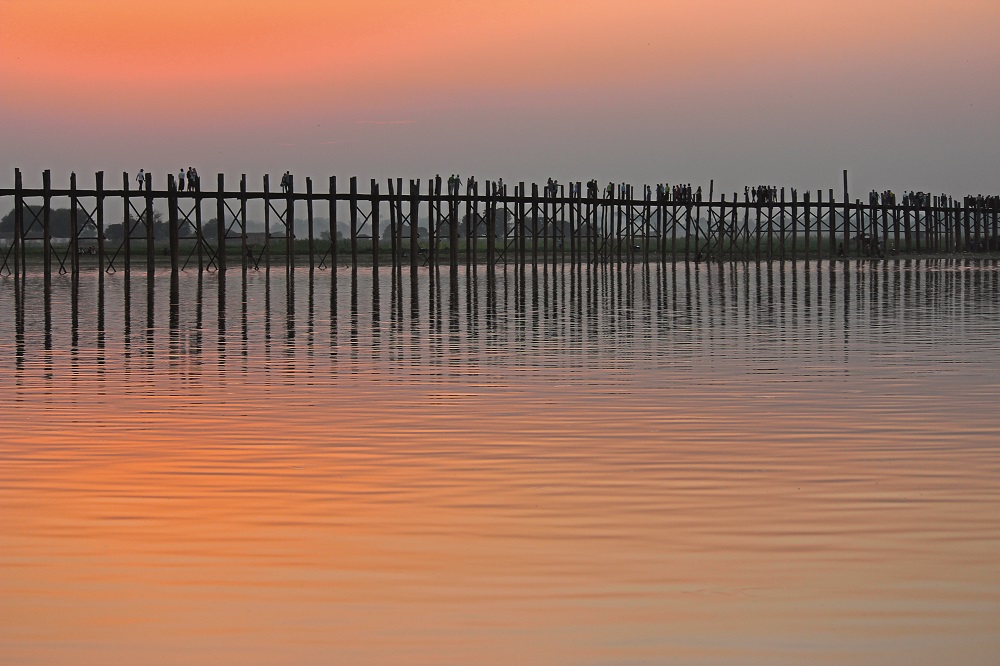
1;0;998;194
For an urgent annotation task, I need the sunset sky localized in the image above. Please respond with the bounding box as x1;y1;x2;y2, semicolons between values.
1;0;997;196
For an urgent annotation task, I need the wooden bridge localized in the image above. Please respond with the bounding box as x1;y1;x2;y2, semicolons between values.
2;169;998;281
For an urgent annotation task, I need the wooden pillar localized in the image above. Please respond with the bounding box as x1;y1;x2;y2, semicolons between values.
893;198;901;255
240;175;248;272
921;197;929;253
348;176;359;269
947;198;954;253
739;193;749;262
729;195;739;260
570;185;579;266
670;199;678;264
167;174;180;275
216;174;226;273
779;188;787;261
993;200;999;251
42;170;52;279
464;180;473;267
880;197;889;257
425;177;434;265
194;177;203;272
96;171;105;276
329;176;338;272
513;183;521;265
963;201;972;252
903;199;912;254
371;179;380;271
263;174;272;272
753;199;762;261
395;178;404;268
449;179;458;270
930;197;938;253
802;191;810;262
642;187;650;264
409;179;419;269
856;200;863;255
70;172;80;275
684;198;693;264
842;170;850;258
307;177;315;271
827;189;836;258
145;171;154;274
14;169;24;278
530;183;539;266
286;175;295;272
704;181;714;260
387;178;397;267
123;172;131;277
387;178;397;268
656;190;665;265
620;187;629;264
485;182;495;266
583;188;591;265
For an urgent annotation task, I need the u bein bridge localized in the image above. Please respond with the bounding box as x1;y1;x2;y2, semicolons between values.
1;168;999;281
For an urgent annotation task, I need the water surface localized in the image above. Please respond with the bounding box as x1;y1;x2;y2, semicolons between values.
1;260;999;665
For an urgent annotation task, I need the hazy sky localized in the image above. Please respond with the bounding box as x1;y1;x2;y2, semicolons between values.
1;0;997;197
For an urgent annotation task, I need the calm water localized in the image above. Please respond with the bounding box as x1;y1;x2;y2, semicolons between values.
1;260;999;665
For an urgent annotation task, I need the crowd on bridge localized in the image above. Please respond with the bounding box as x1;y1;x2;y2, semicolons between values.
747;186;778;203
965;195;1000;210
671;184;701;203
179;167;200;192
870;190;937;207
